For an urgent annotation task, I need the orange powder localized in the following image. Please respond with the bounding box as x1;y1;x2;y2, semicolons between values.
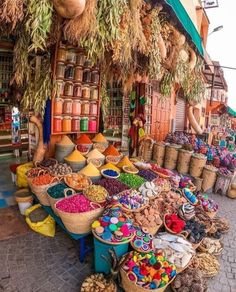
77;134;92;144
103;145;120;156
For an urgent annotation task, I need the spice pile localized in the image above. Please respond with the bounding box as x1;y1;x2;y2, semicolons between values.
95;178;129;196
118;173;146;189
84;185;108;203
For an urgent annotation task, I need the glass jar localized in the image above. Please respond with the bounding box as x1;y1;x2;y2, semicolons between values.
72;117;80;132
66;49;76;64
90;87;98;100
62;116;72;132
64;64;74;79
53;116;62;133
74;66;83;82
88;118;97;132
80;117;88;132
82;86;90;99
72;100;81;115
73;83;82;97
91;70;99;84
90;102;98;115
76;53;86;66
84;59;92;68
63;99;72;114
83;69;91;83
57;46;66;62
55;80;64;96
56;62;65;79
54;98;63;115
64;81;74;96
81;102;90;115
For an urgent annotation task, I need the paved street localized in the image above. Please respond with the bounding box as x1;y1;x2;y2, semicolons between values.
0;192;235;292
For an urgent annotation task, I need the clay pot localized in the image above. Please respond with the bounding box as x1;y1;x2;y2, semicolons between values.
52;0;86;19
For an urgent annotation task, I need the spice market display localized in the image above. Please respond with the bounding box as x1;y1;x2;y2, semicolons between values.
0;0;234;291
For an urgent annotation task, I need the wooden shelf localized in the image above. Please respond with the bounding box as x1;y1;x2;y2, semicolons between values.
52;131;97;135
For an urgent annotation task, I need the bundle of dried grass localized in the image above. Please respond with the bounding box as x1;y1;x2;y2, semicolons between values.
64;0;97;43
0;0;24;32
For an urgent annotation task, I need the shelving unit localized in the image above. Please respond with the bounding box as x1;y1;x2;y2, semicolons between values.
51;42;101;135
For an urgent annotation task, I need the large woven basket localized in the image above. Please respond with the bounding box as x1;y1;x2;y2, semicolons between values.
32;177;60;206
138;137;155;162
201;165;218;192
177;149;193;175
152;142;165;167
164;144;181;171
193;177;203;192
189;154;207;178
55;196;104;234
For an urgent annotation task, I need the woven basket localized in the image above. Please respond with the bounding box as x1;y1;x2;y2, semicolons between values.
47;187;76;216
227;187;236;199
138;137;155;162
14;188;33;203
189;154;207;178
152;143;165;167
176;255;194;273
201;166;218;192
197;253;220;278
64;173;92;192
177;149;193;175
35;158;58;170
120;268;175;292
197;238;223;256
193;177;203;192
163;214;187;235
26;168;48;188
55;196;104;234
164;144;181;171
32;177;60;206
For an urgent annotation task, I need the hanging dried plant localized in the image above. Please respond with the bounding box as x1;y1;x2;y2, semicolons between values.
129;0;147;53
46;11;62;48
10;28;30;86
160;71;173;97
21;54;53;117
25;0;53;52
148;7;162;80
0;0;24;32
64;0;98;44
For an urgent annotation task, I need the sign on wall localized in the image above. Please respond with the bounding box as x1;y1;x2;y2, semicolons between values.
203;0;219;9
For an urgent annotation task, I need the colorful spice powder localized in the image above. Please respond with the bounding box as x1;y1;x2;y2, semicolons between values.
32;174;55;186
118;173;146;189
56;194;96;213
92;133;107;143
86;149;105;160
95;178;129;195
117;156;133;168
47;183;72;199
65;149;86;162
103;145;120;156
59;135;74;145
99;163;120;173
79;162;100;177
77;134;92;144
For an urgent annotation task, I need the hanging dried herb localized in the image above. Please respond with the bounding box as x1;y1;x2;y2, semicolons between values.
10;28;30;86
64;0;97;43
160;71;173;97
21;54;53;117
25;0;53;52
148;7;162;80
46;11;61;48
0;0;24;32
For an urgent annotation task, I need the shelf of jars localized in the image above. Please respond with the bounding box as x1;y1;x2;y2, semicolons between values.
52;43;100;134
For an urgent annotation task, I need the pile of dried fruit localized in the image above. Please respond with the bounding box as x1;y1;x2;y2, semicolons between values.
197;253;220;277
81;274;116;292
198;237;223;255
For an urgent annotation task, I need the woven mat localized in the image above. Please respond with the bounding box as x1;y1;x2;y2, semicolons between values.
0;206;29;241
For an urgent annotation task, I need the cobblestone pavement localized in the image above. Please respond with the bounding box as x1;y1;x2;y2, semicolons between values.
0;193;235;292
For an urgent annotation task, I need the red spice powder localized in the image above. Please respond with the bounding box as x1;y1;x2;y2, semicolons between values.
77;134;92;144
103;145;120;156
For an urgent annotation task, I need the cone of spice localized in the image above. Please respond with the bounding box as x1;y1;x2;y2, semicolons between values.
59;135;74;145
86;149;105;160
99;162;120;173
77;134;92;145
103;145;120;156
79;162;101;177
117;156;133;169
92;133;107;144
65;149;86;162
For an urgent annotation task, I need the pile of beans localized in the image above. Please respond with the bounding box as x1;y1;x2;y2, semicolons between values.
95;178;129;195
56;195;99;213
117;173;146;189
49;163;72;176
138;169;158;181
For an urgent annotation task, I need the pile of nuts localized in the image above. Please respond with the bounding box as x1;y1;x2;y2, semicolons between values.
49;163;72;176
81;274;116;292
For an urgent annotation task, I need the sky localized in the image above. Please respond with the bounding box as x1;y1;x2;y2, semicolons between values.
206;0;236;110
